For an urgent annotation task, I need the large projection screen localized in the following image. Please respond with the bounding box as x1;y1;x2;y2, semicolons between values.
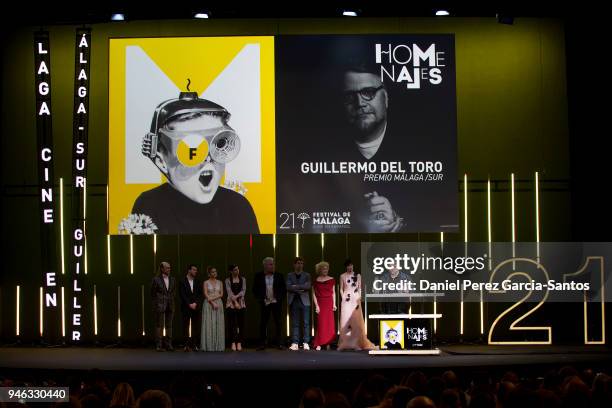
108;35;457;235
108;36;276;235
275;35;458;234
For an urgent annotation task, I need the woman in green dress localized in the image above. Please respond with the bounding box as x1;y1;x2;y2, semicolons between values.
201;266;225;351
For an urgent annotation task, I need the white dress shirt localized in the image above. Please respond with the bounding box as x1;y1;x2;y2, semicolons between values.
265;274;276;305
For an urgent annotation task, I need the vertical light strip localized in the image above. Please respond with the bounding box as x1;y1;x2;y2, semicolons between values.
141;285;145;336
487;179;492;242
601;281;606;344
39;287;43;337
61;286;66;337
130;234;134;274
312;318;315;337
511;173;516;242
337;281;341;336
487;178;492;268
295;233;299;257
60;178;65;274
535;171;540;259
479;291;484;335
84;236;88;275
273;233;277;261
461;174;467;336
317;233;324;336
321;233;325;260
93;284;98;336
433;297;437;334
511;173;516;268
287;231;292;334
153;233;157;255
460;295;464;335
435;232;443;334
583;294;588;344
83;177;87;222
16;286;20;337
107;235;111;274
365;302;368;335
117;286;121;338
463;174;468;242
485;178;493;336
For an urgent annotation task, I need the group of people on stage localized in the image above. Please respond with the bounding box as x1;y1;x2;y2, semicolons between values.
150;256;376;352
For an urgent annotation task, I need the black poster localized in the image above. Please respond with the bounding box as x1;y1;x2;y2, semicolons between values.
406;318;433;349
275;35;458;233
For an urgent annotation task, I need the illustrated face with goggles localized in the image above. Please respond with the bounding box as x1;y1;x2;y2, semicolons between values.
149;110;240;204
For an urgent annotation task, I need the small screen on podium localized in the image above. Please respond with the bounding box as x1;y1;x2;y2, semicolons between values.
380;320;405;350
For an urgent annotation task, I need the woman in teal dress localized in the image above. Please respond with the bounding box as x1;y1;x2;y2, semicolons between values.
201;266;225;351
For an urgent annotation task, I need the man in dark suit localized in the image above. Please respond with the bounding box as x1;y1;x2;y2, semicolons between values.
179;264;201;352
252;257;286;350
287;256;312;350
151;261;176;351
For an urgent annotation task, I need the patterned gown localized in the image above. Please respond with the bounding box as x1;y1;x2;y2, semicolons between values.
338;272;375;351
201;279;225;351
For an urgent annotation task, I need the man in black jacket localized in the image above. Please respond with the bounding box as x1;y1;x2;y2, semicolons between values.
252;257;286;350
179;264;201;351
151;261;176;351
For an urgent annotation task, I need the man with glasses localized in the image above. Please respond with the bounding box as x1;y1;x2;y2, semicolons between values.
339;63;405;232
343;69;388;160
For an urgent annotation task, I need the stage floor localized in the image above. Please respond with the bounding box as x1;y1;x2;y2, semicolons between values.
1;345;611;371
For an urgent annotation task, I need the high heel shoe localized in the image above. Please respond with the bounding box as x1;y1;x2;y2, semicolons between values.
237;343;242;351
231;342;236;351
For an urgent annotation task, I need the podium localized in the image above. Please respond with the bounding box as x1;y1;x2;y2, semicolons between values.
364;292;442;355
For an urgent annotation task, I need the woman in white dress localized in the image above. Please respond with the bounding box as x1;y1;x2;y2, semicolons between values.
338;259;376;351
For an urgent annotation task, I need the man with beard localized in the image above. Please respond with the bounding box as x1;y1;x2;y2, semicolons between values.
131;91;259;234
333;63;405;232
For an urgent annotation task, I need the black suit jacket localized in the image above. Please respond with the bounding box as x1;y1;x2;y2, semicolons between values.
252;272;286;304
151;274;176;313
179;276;202;313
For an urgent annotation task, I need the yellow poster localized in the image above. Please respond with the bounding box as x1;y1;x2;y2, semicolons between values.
108;37;275;234
380;320;405;349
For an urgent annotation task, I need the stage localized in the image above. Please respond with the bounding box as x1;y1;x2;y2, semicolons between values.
1;345;610;372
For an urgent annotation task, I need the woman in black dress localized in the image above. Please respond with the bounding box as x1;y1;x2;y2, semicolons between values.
225;264;246;351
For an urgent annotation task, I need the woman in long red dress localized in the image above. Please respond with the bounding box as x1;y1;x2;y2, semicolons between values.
312;261;337;350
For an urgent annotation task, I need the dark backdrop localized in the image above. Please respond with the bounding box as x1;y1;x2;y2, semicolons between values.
1;16;605;347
